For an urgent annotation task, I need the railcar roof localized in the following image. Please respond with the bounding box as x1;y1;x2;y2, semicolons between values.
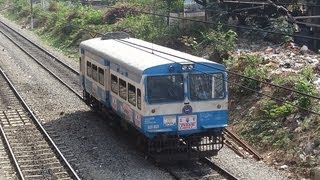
80;37;222;74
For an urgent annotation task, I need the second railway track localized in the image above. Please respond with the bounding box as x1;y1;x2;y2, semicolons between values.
0;68;80;179
0;20;82;97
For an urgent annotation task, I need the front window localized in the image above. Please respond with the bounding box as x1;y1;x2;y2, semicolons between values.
189;73;225;101
147;75;184;104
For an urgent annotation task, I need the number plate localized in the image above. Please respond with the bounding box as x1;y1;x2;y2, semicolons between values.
178;115;197;131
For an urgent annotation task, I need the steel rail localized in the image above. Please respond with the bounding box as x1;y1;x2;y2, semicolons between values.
0;28;82;100
0;67;81;180
225;128;263;161
201;157;239;180
0;122;25;180
165;157;239;180
0;20;79;76
225;139;247;158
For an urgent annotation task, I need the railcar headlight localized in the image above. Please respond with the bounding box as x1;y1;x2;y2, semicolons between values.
182;65;188;71
187;64;194;70
181;64;194;71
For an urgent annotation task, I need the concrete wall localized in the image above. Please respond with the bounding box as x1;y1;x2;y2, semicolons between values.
169;12;206;29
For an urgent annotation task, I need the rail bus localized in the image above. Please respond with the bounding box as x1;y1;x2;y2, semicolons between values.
79;32;228;160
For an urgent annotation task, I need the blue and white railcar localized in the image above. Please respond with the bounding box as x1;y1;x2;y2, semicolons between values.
79;33;228;160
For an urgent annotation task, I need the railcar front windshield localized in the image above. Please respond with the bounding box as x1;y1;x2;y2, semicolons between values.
147;75;184;104
189;73;225;101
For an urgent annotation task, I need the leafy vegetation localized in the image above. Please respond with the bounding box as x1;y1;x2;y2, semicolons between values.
3;1;319;178
198;27;237;61
4;0;237;57
264;16;295;43
224;53;267;95
233;62;320;177
103;3;139;24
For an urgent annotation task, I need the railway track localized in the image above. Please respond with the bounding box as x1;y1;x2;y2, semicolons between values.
224;128;263;161
0;19;262;179
0;68;80;179
164;157;238;180
0;20;82;98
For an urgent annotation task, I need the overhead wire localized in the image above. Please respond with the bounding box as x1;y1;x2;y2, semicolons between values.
65;21;320;115
130;9;320;41
220;0;320;8
114;37;320;116
53;4;320;95
29;3;320;115
65;18;320;102
115;37;320;100
97;5;320;40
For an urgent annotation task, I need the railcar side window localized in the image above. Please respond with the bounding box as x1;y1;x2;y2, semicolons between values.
87;61;92;77
111;74;118;94
137;89;141;110
147;75;184;104
213;73;224;98
128;83;136;106
119;78;127;100
98;68;104;86
92;64;98;81
189;73;225;101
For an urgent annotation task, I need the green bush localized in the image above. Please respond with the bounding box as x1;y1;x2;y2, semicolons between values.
112;14;179;43
264;16;294;43
262;100;295;119
239;66;266;93
295;80;315;109
48;1;59;12
9;0;29;19
103;4;138;24
198;26;237;61
294;66;316;110
227;54;267;95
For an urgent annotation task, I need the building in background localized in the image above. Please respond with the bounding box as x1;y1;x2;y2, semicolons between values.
169;0;205;28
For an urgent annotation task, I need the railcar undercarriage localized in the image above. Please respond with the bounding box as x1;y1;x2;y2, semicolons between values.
148;130;224;162
83;91;225;161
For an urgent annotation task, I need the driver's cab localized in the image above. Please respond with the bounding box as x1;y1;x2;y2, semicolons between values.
145;72;225;104
146;75;184;104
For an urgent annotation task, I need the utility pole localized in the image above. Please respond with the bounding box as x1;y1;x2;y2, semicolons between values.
30;0;33;29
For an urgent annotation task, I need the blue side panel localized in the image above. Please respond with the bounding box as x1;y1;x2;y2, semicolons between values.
198;111;228;129
141;110;228;138
108;96;227;139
